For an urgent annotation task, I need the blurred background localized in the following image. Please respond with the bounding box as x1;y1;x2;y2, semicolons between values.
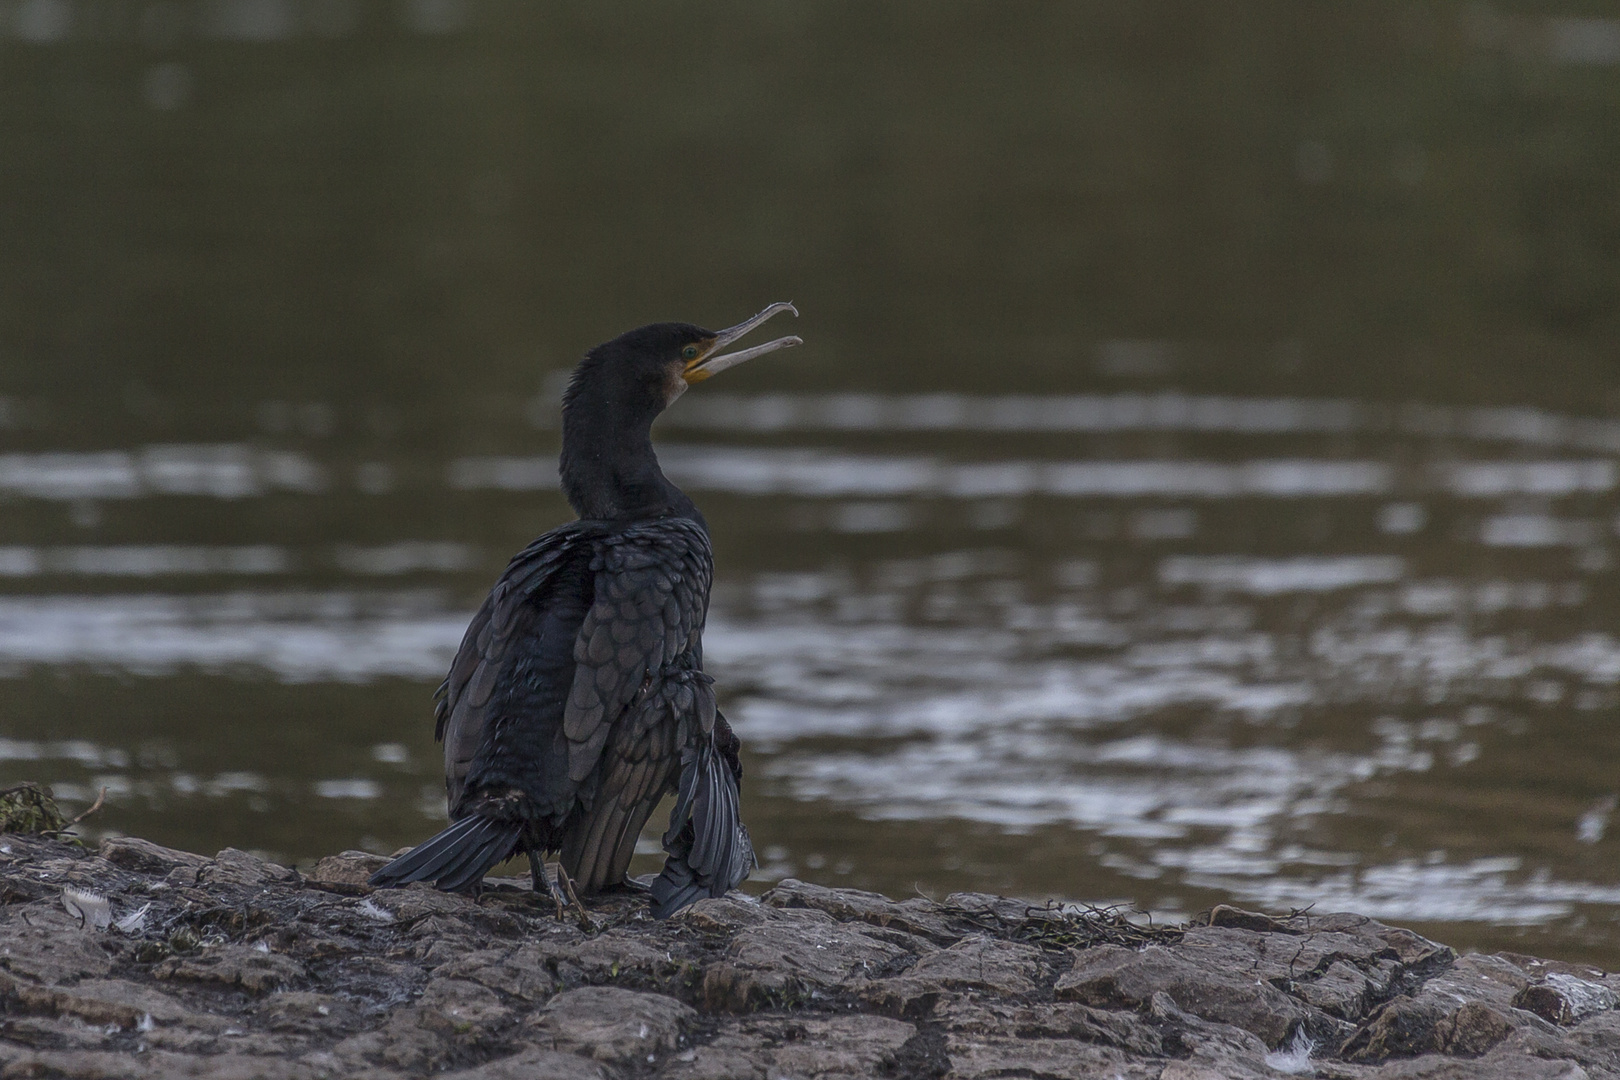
3;0;1620;963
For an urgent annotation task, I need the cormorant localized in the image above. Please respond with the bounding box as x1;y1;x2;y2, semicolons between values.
370;303;801;918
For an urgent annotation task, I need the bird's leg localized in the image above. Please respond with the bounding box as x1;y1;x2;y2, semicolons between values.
557;863;584;909
528;849;567;919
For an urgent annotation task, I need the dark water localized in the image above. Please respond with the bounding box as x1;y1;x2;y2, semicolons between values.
4;1;1620;965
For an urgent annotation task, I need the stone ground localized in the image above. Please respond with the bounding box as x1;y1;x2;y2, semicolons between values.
1;832;1618;1078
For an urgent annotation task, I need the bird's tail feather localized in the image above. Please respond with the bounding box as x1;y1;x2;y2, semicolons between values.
649;739;754;918
368;815;522;892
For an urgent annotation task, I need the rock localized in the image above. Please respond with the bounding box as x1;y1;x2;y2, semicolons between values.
1434;1001;1518;1056
1147;989;1280;1078
1290;911;1455;968
1338;952;1572;1064
1515;973;1620;1025
1;974;207;1030
306;851;390;892
665;1014;916;1080
1178;923;1393;981
763;878;973;944
439;1047;609;1079
4;831;1620;1080
1501;951;1615;985
701;909;912;1011
367;885;477;922
0;907;118;984
673;894;772;933
861;934;1040;1015
200;848;298;889
935;998;1166;1055
1372;925;1456;968
661;1046;766;1080
333;1006;481;1073
902;934;1039;994
767;1015;917;1078
98;836;209;876
418;935;483;967
1159;1065;1247;1080
1563;1008;1620;1076
255;991;359;1034
1359;1047;1603;1078
4;1015;120;1051
527;986;695;1063
943;1034;1152;1080
567;933;689;985
1056;942;1310;1047
1341;995;1455;1062
1169;921;1412;1030
940;890;1042;925
432;943;561;1003
1206;904;1288;933
155;944;307;995
1295;959;1377;1020
417;977;512;1033
430;926;689;990
0;1048;327;1078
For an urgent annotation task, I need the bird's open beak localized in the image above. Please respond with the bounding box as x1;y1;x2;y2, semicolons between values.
683;302;802;383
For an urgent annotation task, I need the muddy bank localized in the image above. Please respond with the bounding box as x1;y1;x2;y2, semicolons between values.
2;832;1619;1078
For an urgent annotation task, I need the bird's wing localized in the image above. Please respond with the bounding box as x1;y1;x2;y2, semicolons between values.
648;707;754;918
436;525;594;814
562;519;714;788
561;670;709;891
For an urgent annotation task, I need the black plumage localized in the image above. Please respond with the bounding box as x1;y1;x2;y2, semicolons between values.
370;304;801;916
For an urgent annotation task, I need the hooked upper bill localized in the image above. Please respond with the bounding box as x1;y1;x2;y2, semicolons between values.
683;302;802;383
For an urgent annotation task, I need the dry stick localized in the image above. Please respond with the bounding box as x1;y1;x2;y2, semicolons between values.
65;787;108;829
555;864;598;933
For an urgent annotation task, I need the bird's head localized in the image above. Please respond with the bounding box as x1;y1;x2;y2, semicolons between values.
567;302;802;417
675;301;803;388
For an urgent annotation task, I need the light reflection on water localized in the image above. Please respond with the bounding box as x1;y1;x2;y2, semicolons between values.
0;590;462;679
668;393;1620;451
0;446;326;500
7;440;1619;506
3;391;1620;961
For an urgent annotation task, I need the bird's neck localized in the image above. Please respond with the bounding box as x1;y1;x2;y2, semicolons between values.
558;400;694;522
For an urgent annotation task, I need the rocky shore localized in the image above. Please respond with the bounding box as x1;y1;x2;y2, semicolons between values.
2;831;1619;1079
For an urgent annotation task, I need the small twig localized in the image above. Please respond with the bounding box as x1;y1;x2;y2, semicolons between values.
555;865;597;934
65;787;108;829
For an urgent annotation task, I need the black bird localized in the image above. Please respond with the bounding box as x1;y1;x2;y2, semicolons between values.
370;303;801;917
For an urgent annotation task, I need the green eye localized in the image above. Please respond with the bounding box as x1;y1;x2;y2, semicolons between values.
681;345;699;360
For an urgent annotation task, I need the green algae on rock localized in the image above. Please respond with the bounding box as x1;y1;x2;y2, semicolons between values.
0;784;71;837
